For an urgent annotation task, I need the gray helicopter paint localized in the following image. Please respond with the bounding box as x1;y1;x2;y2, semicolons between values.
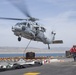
12;22;55;45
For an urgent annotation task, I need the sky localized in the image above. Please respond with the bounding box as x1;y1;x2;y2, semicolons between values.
0;0;76;49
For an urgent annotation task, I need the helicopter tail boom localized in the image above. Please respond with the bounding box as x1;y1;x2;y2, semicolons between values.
50;31;63;44
52;40;63;44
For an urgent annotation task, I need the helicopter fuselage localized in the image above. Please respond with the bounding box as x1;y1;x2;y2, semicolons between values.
12;21;53;44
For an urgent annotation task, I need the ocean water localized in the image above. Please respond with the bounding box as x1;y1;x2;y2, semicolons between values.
0;53;65;57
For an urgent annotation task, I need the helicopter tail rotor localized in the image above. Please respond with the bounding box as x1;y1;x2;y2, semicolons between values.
51;31;56;41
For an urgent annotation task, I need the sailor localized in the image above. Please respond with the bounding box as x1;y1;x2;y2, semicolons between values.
70;45;76;61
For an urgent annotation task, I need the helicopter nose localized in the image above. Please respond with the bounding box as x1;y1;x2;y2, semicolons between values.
12;26;15;31
12;26;22;32
12;26;17;31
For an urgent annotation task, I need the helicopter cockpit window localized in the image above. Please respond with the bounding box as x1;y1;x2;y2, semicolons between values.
27;23;30;28
23;22;26;25
41;27;46;32
15;23;21;27
16;23;19;25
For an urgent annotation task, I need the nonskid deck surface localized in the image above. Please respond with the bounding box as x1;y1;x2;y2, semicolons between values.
0;61;76;75
0;58;76;75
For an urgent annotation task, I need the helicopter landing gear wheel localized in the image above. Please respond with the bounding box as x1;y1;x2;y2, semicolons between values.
18;37;21;41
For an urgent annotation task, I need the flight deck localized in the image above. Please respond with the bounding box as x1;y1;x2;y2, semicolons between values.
0;56;75;75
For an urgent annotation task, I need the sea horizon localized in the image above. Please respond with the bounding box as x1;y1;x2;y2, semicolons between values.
0;53;65;58
0;46;70;54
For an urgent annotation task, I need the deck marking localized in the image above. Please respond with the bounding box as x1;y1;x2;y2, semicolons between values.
24;72;40;75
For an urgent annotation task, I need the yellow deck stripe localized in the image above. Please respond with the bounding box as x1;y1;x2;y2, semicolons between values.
24;72;40;75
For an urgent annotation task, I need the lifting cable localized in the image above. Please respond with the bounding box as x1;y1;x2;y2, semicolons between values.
23;40;31;57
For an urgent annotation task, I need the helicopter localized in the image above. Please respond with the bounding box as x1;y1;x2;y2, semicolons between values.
0;0;63;49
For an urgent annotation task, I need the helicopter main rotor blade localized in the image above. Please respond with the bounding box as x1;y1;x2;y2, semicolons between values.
0;17;27;20
8;0;31;18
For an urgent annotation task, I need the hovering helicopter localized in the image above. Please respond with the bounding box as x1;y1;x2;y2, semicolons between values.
0;0;63;49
